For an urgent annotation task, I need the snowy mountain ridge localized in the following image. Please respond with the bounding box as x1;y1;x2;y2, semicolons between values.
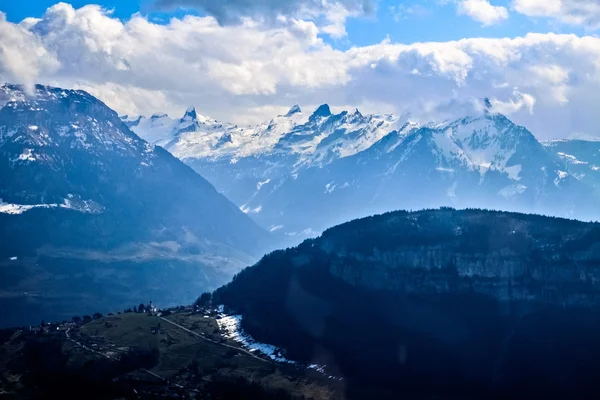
123;104;411;169
126;105;546;184
126;102;600;239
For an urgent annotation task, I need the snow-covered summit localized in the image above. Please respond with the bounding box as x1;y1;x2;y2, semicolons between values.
125;101;599;238
284;104;301;117
128;103;408;167
0;84;149;156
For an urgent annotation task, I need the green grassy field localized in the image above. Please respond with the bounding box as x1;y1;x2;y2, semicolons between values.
78;311;336;399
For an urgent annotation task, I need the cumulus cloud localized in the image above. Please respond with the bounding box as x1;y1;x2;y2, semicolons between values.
513;0;600;29
1;3;600;140
457;0;509;26
0;12;59;92
153;0;374;37
490;90;536;114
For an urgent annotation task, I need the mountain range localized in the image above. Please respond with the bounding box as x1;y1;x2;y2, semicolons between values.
126;104;600;238
3;83;600;398
0;84;272;327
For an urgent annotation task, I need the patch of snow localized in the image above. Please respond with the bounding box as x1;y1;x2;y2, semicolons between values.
504;164;522;181
436;167;455;173
215;308;341;380
554;170;569;186
0;201;57;214
17;148;36;162
144;143;155;153
269;225;284;232
557;152;588;165
498;184;528;198
252;205;262;214
216;313;295;364
591;165;600;171
257;179;270;190
60;198;104;214
28;125;38;131
9;257;17;261
308;364;326;373
0;197;103;215
301;228;318;236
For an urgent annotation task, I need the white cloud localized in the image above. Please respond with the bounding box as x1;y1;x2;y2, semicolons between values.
457;0;509;26
0;12;59;92
154;0;373;37
513;0;600;29
1;3;600;141
490;90;536;114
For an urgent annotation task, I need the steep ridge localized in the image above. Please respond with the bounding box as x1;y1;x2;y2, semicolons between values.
213;208;600;398
0;84;272;327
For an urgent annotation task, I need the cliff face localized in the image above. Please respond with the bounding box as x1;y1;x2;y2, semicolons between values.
327;246;600;307
310;209;600;308
214;209;600;398
217;208;600;315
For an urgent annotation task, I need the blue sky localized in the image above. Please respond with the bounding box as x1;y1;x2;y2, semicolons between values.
3;0;589;48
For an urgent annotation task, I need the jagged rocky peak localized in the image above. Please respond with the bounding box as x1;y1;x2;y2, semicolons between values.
151;112;168;119
310;103;332;120
215;132;233;148
284;104;302;117
484;97;493;111
182;106;197;121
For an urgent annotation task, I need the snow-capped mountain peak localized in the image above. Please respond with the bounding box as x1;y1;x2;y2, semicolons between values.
284;104;302;117
128;103;406;166
182;106;197;121
126;100;598;238
310;104;332;121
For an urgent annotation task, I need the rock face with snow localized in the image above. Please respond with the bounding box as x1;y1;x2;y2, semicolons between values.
542;139;600;193
129;105;599;238
0;84;271;327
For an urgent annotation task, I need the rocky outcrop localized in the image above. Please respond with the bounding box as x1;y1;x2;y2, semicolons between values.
327;246;600;307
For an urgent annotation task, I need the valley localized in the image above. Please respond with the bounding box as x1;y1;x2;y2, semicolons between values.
3;208;600;399
0;84;275;328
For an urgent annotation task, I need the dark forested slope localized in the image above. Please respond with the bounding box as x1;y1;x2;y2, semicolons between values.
214;208;600;398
